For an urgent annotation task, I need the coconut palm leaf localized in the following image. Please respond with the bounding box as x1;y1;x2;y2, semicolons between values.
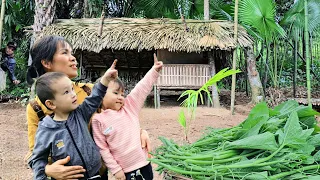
210;0;234;20
186;0;234;20
132;0;180;18
281;0;320;40
239;0;286;42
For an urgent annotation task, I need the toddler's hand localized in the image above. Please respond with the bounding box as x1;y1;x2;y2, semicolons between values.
114;170;126;180
152;53;163;72
100;59;118;86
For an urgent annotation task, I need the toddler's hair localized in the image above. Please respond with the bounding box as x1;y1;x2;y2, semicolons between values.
113;78;125;91
35;72;67;107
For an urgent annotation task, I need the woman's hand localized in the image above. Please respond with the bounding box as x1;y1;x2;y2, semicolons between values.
140;129;152;155
45;156;86;180
114;170;126;180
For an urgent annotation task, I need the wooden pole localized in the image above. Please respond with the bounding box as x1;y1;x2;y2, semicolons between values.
304;0;311;107
0;0;6;46
231;0;239;114
204;0;209;20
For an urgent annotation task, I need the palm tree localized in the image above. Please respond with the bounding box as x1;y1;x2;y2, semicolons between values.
33;0;56;32
28;0;55;67
239;0;285;98
281;0;320;99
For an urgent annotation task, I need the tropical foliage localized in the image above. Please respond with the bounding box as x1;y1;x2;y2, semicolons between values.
1;0;320;106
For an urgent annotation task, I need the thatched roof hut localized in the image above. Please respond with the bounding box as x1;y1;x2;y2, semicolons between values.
40;18;253;53
38;18;255;106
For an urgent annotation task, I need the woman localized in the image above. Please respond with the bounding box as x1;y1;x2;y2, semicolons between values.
25;35;151;180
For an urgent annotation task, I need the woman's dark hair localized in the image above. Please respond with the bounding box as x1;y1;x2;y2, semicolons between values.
26;35;72;85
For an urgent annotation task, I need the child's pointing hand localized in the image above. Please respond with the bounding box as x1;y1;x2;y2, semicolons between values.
101;59;118;86
153;53;163;72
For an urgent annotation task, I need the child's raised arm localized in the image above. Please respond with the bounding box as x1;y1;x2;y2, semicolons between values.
124;54;163;116
77;60;118;122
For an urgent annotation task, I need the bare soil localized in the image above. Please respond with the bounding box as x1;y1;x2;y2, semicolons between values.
0;101;251;180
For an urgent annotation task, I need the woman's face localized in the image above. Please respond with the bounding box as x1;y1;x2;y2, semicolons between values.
45;42;78;79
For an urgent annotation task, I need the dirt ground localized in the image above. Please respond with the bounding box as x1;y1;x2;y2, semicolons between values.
0;99;252;180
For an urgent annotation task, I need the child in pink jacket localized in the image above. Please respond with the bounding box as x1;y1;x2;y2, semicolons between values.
92;54;163;180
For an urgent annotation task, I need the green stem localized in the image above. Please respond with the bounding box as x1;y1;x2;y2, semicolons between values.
184;150;262;165
269;164;320;180
149;159;215;175
163;150;238;160
211;144;284;170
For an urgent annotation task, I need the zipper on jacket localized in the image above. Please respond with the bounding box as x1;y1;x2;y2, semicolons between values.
65;123;90;178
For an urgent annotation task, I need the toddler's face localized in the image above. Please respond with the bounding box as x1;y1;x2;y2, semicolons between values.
102;81;125;111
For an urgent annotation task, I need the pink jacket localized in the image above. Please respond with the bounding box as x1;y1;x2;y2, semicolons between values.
92;68;159;174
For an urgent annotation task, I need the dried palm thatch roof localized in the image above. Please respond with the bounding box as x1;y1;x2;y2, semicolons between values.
40;18;253;53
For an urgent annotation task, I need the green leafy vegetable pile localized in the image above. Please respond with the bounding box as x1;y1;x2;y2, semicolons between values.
150;100;320;180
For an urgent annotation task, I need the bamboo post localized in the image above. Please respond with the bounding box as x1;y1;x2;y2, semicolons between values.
0;0;6;47
0;0;6;92
204;0;209;20
304;0;311;107
231;0;239;115
79;51;83;79
154;85;157;109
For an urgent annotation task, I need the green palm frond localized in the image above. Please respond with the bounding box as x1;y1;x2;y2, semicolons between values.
306;0;320;32
133;0;179;18
210;0;234;20
177;68;240;141
281;0;320;39
178;68;240;109
178;110;186;128
186;0;233;20
239;0;286;42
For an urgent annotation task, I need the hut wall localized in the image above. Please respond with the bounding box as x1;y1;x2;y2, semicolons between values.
74;49;154;94
157;49;207;64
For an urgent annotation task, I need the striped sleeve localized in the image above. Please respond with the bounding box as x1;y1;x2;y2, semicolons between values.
124;68;159;117
91;115;122;175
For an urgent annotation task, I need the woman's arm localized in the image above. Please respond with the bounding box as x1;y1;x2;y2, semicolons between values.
140;129;152;154
26;103;40;152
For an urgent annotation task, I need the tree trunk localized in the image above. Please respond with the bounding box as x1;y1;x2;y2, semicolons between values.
309;32;313;65
208;51;220;108
245;45;264;104
33;0;56;32
304;0;311;107
263;43;269;92
84;0;89;18
273;40;278;88
29;0;56;66
231;0;239;114
204;0;209;20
